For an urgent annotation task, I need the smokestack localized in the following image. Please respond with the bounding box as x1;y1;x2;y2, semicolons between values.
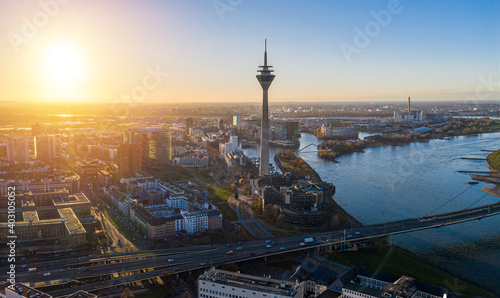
408;97;411;114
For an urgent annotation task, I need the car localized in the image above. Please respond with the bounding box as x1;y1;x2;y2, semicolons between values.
226;250;234;254
299;242;305;246
226;244;231;247
236;247;242;250
266;244;272;248
266;240;271;243
280;247;286;250
272;241;278;245
355;232;360;235
21;265;26;268
168;259;174;262
238;241;243;245
200;262;207;265
347;235;352;238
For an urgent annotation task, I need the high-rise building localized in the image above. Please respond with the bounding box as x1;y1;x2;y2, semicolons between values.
256;40;275;176
7;137;29;163
123;128;172;164
186;117;194;134
35;134;61;162
119;143;142;178
232;115;241;131
273;121;299;141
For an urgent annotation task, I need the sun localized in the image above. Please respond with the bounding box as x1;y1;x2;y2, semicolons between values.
44;44;84;85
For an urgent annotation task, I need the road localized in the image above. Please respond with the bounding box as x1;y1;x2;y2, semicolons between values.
100;211;138;253
82;182;138;253
7;200;500;296
229;190;274;239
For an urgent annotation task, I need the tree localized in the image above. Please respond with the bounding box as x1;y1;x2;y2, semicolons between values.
330;214;341;229
263;204;276;221
230;183;237;191
242;184;252;194
276;214;285;227
181;291;191;298
120;288;135;298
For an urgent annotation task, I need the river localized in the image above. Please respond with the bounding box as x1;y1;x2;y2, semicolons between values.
243;132;500;293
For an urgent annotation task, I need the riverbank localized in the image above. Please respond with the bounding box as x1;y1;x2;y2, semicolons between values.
274;151;363;228
328;246;494;297
486;150;500;171
274;151;322;182
318;118;500;162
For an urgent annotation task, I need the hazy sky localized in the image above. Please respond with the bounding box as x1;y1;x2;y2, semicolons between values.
1;0;499;104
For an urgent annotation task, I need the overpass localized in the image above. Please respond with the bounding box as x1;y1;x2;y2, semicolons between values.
8;201;500;297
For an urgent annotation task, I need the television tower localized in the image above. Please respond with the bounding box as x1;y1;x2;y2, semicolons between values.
257;39;275;176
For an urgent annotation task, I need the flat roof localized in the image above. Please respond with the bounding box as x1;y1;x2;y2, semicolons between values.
344;282;380;297
199;268;301;296
66;290;97;298
57;208;86;235
5;283;52;298
22;210;40;222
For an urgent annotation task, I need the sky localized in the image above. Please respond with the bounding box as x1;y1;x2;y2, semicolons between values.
0;0;499;104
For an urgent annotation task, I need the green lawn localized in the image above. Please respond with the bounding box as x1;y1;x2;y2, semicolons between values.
207;186;238;222
487;150;500;171
254;218;296;237
329;247;490;296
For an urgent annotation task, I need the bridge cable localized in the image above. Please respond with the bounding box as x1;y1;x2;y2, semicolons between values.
423;185;473;217
296;143;319;153
464;193;489;210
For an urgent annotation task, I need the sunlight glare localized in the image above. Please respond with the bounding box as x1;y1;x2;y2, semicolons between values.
44;44;84;85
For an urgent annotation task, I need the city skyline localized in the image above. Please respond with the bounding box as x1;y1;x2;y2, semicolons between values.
0;1;499;104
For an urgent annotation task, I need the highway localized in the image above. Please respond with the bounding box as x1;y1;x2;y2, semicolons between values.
7;201;500;297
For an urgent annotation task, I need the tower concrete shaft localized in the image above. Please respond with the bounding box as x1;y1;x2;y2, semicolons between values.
256;39;275;176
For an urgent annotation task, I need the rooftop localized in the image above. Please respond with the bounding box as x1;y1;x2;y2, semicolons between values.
4;283;52;298
57;208;86;235
199;268;301;296
65;290;98;298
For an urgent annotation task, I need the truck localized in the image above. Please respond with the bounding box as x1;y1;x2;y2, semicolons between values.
304;237;315;244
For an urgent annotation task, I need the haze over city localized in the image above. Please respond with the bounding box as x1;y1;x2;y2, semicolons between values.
2;1;500;298
1;0;499;103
